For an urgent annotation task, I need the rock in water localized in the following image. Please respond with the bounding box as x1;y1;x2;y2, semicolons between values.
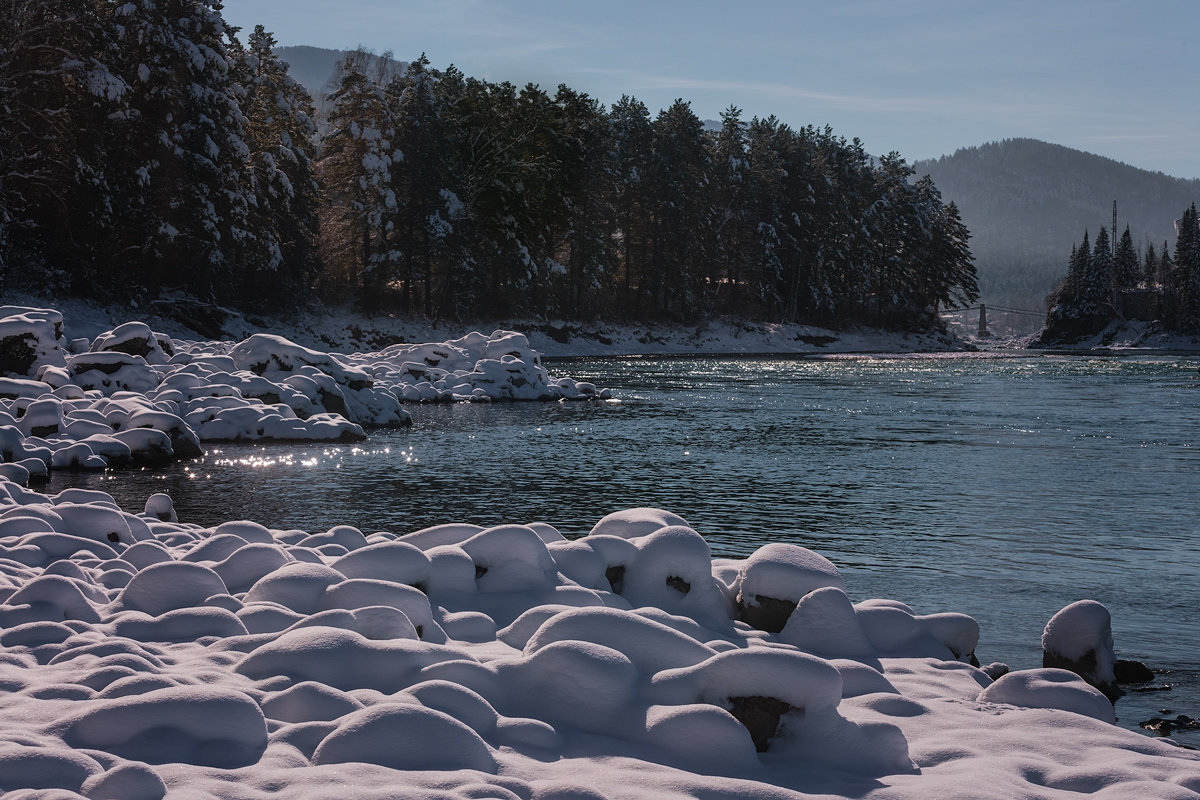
1042;600;1122;703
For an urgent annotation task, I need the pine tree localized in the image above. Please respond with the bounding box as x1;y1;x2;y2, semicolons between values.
316;50;399;305
608;95;654;307
649;99;711;318
229;25;321;305
386;55;457;315
546;84;614;317
743;116;790;320
709;106;754;314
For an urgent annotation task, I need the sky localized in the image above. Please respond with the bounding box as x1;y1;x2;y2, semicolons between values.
223;0;1200;179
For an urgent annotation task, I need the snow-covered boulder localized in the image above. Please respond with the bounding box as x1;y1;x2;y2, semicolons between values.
1042;599;1121;703
0;307;66;377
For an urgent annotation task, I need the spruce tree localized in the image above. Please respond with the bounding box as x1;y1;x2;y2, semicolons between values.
103;0;252;301
1173;203;1200;333
1112;225;1139;292
1143;242;1158;286
1083;226;1114;315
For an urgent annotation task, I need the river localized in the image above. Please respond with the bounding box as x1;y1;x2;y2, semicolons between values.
49;351;1200;739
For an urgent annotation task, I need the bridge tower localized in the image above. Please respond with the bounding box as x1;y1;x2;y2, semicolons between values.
977;304;991;338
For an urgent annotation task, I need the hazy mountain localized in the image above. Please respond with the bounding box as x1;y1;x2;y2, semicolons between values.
275;46;347;99
914;139;1200;313
276;46;406;103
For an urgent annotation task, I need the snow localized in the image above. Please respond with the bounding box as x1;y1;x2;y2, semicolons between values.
1;305;613;476
0;480;1197;798
3;296;1199;795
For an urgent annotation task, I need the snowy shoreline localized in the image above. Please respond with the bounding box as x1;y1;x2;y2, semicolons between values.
3;301;1200;797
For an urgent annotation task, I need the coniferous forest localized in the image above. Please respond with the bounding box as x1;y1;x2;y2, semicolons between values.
1;1;980;329
1040;203;1200;342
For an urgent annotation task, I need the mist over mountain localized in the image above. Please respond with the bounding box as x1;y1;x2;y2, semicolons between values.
914;139;1200;312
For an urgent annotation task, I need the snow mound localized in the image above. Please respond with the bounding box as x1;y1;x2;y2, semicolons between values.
0;478;1196;798
1;308;608;477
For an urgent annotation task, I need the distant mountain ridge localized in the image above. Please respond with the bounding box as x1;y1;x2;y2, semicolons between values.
275;45;346;98
276;46;406;101
914;139;1200;312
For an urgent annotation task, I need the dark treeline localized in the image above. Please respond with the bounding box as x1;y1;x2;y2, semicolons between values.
1041;203;1200;341
1;1;979;329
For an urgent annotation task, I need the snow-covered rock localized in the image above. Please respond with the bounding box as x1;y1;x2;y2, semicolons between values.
1;309;610;475
0;479;1192;800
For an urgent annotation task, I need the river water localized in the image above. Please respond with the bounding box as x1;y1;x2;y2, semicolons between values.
51;352;1200;739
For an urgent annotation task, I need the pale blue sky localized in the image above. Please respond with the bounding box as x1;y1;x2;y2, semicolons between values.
223;0;1200;178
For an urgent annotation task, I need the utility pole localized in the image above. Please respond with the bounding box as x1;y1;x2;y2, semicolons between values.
1112;201;1117;258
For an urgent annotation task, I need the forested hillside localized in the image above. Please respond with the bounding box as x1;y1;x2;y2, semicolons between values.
1;0;978;330
915;139;1200;311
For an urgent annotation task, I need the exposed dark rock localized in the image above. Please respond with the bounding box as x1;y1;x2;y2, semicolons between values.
474;565;488;580
317;388;347;417
664;575;690;595
1139;714;1200;737
1114;659;1155;685
736;594;798;634
727;695;795;752
605;565;625;594
103;337;154;358
0;333;38;376
69;355;135;375
1043;648;1123;703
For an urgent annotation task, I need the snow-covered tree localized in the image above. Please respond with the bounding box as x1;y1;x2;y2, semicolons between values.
708;106;754;314
0;0;123;291
103;0;253;300
316;49;400;305
1082;226;1114;315
229;25;321;304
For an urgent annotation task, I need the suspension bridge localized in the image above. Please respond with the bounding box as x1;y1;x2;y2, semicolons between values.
939;304;1044;338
